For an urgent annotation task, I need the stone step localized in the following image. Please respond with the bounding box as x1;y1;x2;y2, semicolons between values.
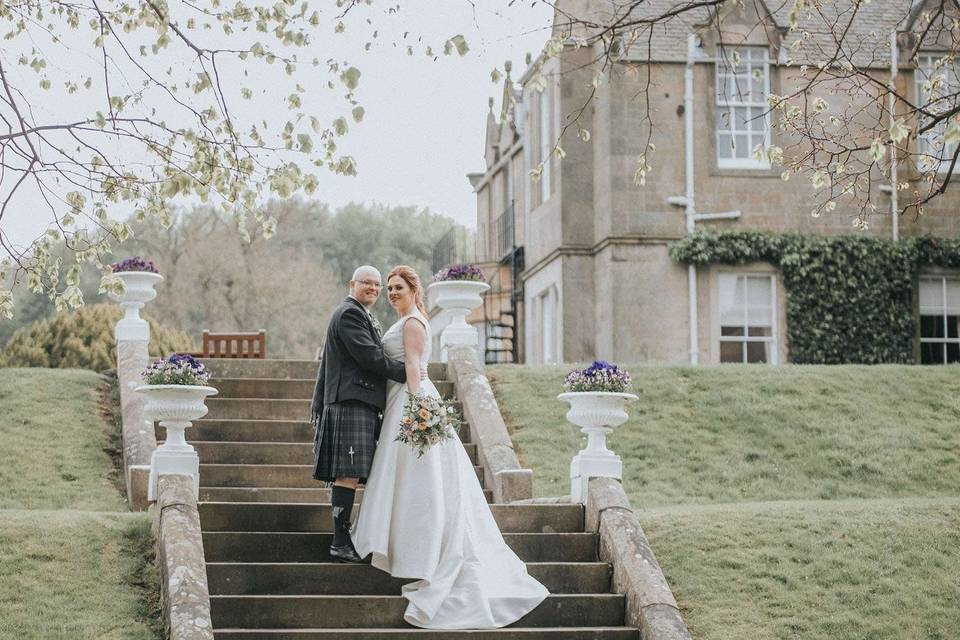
203;532;598;563
160;420;472;443
206;562;611;595
211;378;456;401
213;379;317;400
202;359;320;380
204;398;463;422
198;464;484;489
198;486;495;504
199;503;584;534
186;442;478;466
213;629;639;639
206;399;311;421
201;359;448;382
209;594;624;629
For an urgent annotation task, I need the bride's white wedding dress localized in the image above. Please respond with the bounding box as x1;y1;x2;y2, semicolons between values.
352;309;548;629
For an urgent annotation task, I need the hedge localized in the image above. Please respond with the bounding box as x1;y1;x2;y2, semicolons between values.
669;232;960;364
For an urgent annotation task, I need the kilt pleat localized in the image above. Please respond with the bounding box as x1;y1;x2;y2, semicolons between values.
312;400;380;483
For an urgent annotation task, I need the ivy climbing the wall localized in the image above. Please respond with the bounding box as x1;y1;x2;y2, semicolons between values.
670;231;960;364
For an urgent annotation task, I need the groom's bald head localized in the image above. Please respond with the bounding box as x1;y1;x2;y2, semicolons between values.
349;265;382;308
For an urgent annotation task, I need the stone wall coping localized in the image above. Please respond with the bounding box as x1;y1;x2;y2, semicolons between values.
587;477;693;640
153;474;214;640
446;346;533;503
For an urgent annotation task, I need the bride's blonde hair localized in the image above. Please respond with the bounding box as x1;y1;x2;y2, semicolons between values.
387;265;426;315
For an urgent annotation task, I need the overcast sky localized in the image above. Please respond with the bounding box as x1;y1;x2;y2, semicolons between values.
1;2;553;249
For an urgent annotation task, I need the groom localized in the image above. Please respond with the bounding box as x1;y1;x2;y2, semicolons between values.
311;265;407;563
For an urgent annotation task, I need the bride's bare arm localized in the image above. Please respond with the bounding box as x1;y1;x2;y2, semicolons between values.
402;318;427;395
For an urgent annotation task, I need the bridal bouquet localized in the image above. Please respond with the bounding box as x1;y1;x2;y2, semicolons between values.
397;391;459;458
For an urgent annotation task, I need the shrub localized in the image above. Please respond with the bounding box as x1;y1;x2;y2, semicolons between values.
0;304;195;371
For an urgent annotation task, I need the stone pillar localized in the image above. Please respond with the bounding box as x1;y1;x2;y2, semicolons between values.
110;271;164;511
118;340;156;510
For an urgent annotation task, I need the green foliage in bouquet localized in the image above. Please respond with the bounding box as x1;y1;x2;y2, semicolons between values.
670;231;960;364
0;303;195;371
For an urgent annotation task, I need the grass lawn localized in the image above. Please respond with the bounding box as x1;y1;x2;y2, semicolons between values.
0;368;160;639
642;498;960;640
487;364;960;506
487;363;960;640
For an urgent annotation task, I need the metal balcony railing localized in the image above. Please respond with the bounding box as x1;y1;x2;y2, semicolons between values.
431;226;476;275
493;202;515;261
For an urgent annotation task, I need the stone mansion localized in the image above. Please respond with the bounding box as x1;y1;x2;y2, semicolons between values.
458;0;960;366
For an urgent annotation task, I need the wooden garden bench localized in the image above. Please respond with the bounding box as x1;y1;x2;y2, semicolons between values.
189;330;267;358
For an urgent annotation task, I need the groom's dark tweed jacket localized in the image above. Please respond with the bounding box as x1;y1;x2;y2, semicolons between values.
311;297;407;476
312;297;406;413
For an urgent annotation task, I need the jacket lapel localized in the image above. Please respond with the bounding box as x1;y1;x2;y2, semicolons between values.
344;296;382;345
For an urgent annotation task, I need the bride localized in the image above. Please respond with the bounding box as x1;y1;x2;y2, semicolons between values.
351;265;549;629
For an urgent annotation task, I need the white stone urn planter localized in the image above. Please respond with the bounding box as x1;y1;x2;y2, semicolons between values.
108;271;163;341
427;280;491;360
558;391;639;503
136;384;218;501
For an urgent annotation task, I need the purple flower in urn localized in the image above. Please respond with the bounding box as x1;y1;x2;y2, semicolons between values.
563;360;632;393
111;256;158;274
432;263;485;282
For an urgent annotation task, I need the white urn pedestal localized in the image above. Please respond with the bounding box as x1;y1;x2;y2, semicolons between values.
427;280;490;361
558;391;639;503
136;384;218;501
108;271;164;342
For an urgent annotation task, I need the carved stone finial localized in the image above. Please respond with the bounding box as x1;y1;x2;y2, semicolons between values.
525;52;532;65
504;60;512;74
488;97;494;110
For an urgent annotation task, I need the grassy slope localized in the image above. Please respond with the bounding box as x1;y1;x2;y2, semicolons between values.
487;364;960;506
487;364;960;639
0;369;159;639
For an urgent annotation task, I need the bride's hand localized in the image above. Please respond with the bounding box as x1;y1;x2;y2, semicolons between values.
419;366;428;382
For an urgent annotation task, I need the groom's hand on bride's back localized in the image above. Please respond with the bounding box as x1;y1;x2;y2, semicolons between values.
420;367;428;381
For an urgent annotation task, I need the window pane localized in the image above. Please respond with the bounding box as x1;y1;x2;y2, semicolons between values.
716;109;730;130
721;326;745;336
948;342;960;364
947;280;960;313
922;342;945;364
719;275;746;324
734;107;749;129
717;134;732;159
746;341;769;363
949;315;959;339
747;306;772;326
734;134;748;157
919;278;943;310
734;74;748;100
921;314;945;338
748;326;772;337
747;276;772;303
720;341;744;363
750;69;764;98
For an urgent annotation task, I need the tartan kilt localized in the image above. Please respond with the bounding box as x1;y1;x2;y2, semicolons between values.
312;400;381;483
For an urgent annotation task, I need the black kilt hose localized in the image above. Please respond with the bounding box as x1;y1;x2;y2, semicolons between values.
312;400;381;483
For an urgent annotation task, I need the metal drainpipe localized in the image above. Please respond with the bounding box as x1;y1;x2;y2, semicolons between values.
685;34;699;365
889;30;899;242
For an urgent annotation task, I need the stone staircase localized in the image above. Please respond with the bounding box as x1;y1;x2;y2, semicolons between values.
156;358;639;639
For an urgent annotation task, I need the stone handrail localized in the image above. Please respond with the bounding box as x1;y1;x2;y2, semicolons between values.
117;339;157;511
586;477;693;640
446;345;533;503
153;474;214;640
